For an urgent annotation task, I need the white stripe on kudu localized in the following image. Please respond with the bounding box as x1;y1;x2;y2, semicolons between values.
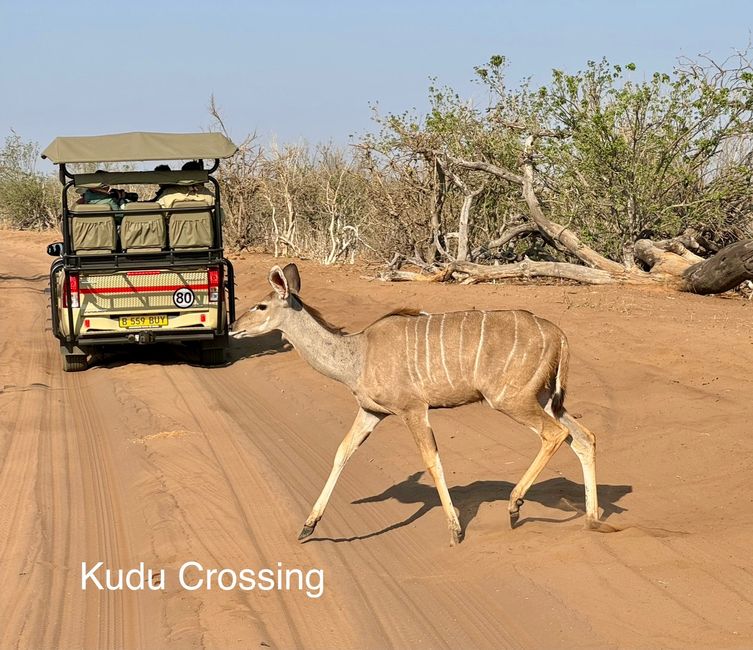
473;311;487;383
533;315;547;371
439;313;455;388
413;317;425;390
425;315;435;383
404;320;419;389
495;311;520;402
458;311;468;379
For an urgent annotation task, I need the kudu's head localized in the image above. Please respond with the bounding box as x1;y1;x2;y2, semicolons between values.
232;263;302;337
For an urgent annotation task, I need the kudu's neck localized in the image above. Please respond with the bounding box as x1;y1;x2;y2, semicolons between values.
279;302;363;388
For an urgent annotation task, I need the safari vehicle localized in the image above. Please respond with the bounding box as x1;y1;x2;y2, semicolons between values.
43;132;238;371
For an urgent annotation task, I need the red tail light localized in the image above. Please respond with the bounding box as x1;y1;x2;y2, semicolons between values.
208;267;220;303
63;272;80;308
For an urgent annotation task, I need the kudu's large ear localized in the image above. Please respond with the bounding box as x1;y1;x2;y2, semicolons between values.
282;263;301;295
268;265;289;299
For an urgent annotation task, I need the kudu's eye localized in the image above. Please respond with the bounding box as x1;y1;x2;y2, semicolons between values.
256;304;268;311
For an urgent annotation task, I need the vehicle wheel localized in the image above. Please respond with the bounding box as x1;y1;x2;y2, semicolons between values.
200;347;226;366
62;354;88;372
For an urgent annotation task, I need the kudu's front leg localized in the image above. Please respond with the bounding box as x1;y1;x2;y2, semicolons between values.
402;409;463;546
298;408;385;540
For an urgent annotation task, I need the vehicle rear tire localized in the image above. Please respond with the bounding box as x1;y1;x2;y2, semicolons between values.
62;354;88;372
200;346;226;366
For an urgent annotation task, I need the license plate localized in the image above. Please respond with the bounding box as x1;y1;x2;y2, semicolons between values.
119;314;169;329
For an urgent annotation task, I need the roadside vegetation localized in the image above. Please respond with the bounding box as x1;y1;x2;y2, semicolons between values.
0;131;58;229
3;48;752;290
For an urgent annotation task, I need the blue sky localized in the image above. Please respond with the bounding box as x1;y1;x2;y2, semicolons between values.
0;0;751;159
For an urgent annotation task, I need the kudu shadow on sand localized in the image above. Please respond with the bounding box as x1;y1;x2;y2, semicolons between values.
305;472;632;544
87;331;289;370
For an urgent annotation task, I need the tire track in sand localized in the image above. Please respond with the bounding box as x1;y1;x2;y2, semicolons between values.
0;266;142;649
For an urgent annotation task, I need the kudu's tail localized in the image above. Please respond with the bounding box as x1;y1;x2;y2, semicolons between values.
551;335;569;417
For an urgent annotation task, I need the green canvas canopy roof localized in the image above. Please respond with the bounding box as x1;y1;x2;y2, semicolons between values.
41;131;238;164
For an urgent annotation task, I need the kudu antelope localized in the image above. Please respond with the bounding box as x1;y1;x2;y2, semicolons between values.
233;263;602;545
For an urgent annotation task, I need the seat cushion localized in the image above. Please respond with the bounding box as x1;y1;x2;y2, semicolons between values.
121;203;166;251
169;201;214;249
70;210;117;255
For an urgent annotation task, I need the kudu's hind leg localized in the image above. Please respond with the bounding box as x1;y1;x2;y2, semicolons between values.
503;405;570;528
402;409;463;546
560;412;600;528
299;408;385;540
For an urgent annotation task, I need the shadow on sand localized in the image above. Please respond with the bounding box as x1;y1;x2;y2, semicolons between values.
305;472;632;544
227;331;291;363
86;331;290;370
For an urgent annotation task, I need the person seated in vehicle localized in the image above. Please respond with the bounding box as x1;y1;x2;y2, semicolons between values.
75;181;123;210
156;160;214;209
148;164;172;202
76;169;139;210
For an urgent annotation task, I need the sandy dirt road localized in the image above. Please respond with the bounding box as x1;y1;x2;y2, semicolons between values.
1;228;753;649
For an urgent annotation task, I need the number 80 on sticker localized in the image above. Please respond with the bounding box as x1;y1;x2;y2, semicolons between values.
173;287;195;308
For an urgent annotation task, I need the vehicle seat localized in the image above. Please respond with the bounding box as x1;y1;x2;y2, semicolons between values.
70;204;117;255
121;203;166;252
168;201;214;250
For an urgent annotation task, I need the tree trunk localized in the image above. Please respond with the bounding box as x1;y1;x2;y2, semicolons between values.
456;186;483;262
519;149;626;273
448;149;625;273
456;192;473;261
634;239;694;276
428;159;446;262
680;239;753;294
450;260;648;285
378;259;666;286
471;222;537;258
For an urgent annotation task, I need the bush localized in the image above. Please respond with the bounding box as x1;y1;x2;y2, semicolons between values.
0;132;59;229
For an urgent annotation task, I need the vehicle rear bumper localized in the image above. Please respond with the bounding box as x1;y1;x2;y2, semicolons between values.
77;328;223;346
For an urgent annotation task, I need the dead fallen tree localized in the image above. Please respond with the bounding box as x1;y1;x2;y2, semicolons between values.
378;211;753;295
378;134;753;295
380;260;645;285
378;239;753;295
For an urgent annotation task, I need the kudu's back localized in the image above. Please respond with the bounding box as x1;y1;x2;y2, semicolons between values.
359;310;568;412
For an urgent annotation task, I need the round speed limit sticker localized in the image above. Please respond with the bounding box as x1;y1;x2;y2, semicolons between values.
173;287;195;308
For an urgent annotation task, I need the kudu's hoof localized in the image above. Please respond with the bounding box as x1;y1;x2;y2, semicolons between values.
449;527;464;547
509;498;525;528
298;524;316;540
585;517;619;533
